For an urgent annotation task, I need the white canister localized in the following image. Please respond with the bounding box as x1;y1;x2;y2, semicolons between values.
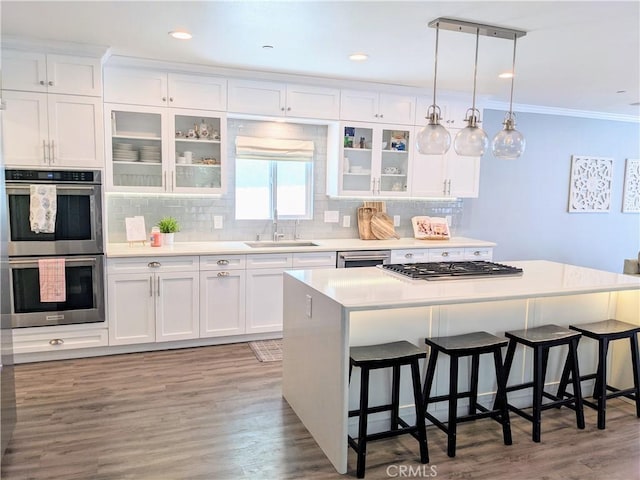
183;151;193;163
177;156;186;164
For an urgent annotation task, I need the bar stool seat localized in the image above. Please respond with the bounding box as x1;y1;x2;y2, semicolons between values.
422;331;512;458
349;341;429;478
557;319;640;429
502;324;585;442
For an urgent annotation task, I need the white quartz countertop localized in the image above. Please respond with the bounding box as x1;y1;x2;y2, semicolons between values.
285;260;640;310
106;236;496;257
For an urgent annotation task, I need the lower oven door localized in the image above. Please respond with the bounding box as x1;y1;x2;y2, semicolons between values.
9;255;105;328
337;250;391;268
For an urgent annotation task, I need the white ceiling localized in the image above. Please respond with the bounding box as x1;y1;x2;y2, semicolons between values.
2;1;639;120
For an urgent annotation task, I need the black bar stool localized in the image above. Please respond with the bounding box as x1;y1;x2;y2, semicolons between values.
556;319;640;429
502;324;585;442
348;341;429;479
422;331;512;458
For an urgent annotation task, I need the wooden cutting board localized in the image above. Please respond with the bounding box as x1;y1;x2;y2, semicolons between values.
363;200;386;213
357;207;377;240
370;212;400;239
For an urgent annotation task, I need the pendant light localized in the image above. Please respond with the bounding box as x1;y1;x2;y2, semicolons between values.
416;21;451;155
453;27;489;156
492;34;526;159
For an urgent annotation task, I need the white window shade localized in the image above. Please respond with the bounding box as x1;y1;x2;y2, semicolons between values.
235;135;314;162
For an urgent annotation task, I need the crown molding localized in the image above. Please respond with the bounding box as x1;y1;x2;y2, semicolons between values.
484;100;640;123
2;35;111;61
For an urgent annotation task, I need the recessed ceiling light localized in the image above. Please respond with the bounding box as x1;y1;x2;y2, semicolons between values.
169;30;192;40
498;72;514;79
349;53;369;62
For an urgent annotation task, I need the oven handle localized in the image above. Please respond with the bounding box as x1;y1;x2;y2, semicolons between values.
339;253;390;261
10;257;99;265
6;184;99;191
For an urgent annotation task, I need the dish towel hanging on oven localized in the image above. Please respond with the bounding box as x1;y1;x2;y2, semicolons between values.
39;258;66;302
30;184;57;233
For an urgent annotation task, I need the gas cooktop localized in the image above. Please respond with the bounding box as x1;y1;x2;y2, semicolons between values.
381;261;523;281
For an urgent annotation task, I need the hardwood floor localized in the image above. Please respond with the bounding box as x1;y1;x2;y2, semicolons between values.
2;343;639;480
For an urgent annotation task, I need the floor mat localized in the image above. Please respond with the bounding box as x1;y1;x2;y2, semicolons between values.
248;339;283;362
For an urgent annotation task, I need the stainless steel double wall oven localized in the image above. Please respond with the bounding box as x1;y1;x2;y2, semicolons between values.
5;169;105;328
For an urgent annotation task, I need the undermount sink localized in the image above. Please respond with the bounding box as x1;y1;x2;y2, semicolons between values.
244;241;319;248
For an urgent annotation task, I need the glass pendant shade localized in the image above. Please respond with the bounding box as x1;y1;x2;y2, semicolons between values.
416;106;451;154
492;115;525;159
454;110;488;156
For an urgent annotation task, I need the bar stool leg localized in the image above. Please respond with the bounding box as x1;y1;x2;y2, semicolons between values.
410;359;429;464
556;351;572;401
447;355;459;457
469;354;480;415
495;340;517;411
532;346;544;442
391;364;401;430
493;348;512;446
422;350;438;410
630;334;640;418
594;339;609;429
356;367;370;479
568;338;585;430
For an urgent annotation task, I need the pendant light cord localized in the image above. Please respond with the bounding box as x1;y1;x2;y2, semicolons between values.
508;34;518;115
471;27;480;113
432;22;440;108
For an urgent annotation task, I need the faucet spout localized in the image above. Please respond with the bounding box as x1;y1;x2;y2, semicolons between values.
272;209;284;241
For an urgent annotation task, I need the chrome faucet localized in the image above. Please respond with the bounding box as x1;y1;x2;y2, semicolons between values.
273;209;285;242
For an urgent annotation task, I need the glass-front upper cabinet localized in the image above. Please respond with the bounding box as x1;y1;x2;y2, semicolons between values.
105;103;226;194
338;122;411;197
169;111;226;193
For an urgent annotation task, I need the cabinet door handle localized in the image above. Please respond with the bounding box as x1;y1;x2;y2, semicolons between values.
149;276;153;297
447;179;452;196
49;338;64;346
40;80;46;86
287;107;291;111
164;171;167;192
443;179;447;196
171;171;175;191
42;140;48;164
148;261;161;268
162;97;167;102
374;114;379;118
217;259;229;265
157;276;160;296
48;81;54;86
281;107;285;111
217;271;230;277
50;140;55;164
379;113;384;118
169;97;174;102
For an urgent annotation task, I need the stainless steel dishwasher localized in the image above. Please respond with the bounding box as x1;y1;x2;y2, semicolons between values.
336;250;391;268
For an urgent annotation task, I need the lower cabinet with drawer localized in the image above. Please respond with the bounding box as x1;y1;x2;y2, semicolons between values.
199;255;246;338
107;256;199;346
13;324;108;354
391;247;492;264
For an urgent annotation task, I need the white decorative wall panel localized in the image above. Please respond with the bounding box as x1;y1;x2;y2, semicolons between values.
568;156;613;212
622;158;640;213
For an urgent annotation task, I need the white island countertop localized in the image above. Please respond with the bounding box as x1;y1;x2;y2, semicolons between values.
285;260;640;310
106;236;495;257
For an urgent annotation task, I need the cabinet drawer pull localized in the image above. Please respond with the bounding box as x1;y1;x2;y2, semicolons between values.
217;271;230;277
148;261;161;268
217;259;229;265
405;253;413;258
49;338;64;346
474;250;481;256
441;251;449;257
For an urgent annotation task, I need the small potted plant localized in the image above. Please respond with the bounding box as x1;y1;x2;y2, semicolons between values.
157;216;180;245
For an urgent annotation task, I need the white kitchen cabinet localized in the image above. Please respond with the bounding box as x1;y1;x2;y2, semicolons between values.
428;248;466;262
464;247;493;261
390;249;430;264
227;79;340;119
104;103;226;194
340;90;416;125
2;50;102;96
409;126;480;198
1;90;104;168
12;324;108;355
103;67;227;111
245;253;292;334
415;96;470;130
199;255;246;338
334;122;412;197
107;257;199;345
292;251;337;269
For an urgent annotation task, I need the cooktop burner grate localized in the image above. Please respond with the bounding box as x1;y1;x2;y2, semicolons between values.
382;261;523;280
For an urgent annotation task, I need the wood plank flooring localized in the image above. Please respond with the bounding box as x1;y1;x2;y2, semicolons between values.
2;342;639;480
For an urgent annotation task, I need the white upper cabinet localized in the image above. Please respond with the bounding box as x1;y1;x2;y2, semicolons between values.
2;90;104;168
415;95;471;130
227;79;340;119
1;50;102;97
103;67;227;111
409;127;480;198
340;90;416;125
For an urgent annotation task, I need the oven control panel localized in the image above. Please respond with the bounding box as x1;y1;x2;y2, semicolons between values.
5;169;100;183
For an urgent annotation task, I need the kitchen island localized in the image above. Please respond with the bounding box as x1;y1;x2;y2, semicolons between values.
282;260;640;474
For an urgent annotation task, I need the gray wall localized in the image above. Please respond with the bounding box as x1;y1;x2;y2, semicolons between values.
460;109;640;272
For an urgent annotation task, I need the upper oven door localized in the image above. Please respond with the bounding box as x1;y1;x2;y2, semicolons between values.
6;183;103;256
